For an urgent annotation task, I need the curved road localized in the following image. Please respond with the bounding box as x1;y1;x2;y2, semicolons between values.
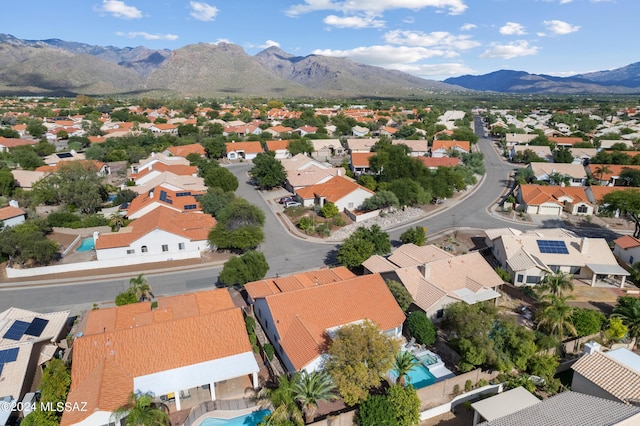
0;117;550;314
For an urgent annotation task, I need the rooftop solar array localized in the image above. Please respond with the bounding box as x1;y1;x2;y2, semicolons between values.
536;240;570;255
159;190;173;205
175;191;192;197
184;204;197;210
3;317;50;340
0;348;19;376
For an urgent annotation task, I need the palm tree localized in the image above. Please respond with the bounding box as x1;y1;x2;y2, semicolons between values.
594;165;611;183
537;272;574;298
536;295;577;341
393;351;419;386
130;274;153;302
258;375;303;426
292;371;337;423
111;392;169;426
611;297;640;346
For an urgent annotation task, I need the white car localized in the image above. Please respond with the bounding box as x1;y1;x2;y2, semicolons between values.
285;201;301;208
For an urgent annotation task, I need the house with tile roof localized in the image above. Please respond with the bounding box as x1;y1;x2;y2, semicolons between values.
147;123;178;135
587;164;640;186
378;126;399;138
351;125;370;137
35;159;110;176
485;228;628;287
567;147;598;165
509;145;553;162
363;245;502;320
350;152;375;175
0;137;37;152
130;152;191;175
308;139;344;161
571;348;640;405
517;184;593;216
265;139;291;159
281;154;346;191
504;133;538;146
548;136;585;147
62;288;259;426
392;139;429;157
527;162;588;186
476;390;640;426
127;172;207;195
125;185;204;219
585;186;640;215
346;138;378;153
10;170;45;191
418;157;461;169
612;235;640;266
96;206;214;262
294;175;374;212
294;125;318;137
225;141;263;160
0;307;70;424
431;140;470;158
246;270;405;373
263;125;293;138
164;143;206;158
0;201;26;227
43;149;85;166
127;161;199;187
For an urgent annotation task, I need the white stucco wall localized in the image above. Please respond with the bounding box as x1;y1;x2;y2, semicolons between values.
334;188;373;212
96;229;206;261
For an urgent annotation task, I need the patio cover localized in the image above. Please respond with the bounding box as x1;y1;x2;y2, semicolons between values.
471;386;540;424
585;263;630;276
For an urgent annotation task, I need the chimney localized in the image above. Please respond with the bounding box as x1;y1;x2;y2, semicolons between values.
418;263;430;279
584;341;601;355
580;237;589;253
9;200;19;208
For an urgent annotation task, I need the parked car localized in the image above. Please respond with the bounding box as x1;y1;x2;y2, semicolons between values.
279;196;294;204
285;201;301;208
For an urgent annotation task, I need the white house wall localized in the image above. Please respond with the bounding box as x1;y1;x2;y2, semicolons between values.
335;188;373;212
96;229;206;261
253;299;297;373
614;246;640;265
2;215;25;228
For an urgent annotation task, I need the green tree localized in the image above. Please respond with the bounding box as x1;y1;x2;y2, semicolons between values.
536;295;577;341
26;120;47;138
337;225;390;269
320;201;339;218
111;392;170;426
259;374;303;426
325;320;400;405
287;139;314;156
537;272;574;298
203;166;239;192
406;311;437;346
0;167;16;196
35;161;107;213
386;384;420;426
0;220;58;266
399;226;427;246
620;168;640;187
22;358;71;426
602;189;640;237
361;190;399;211
130;274;153;301
208;198;265;251
387;179;430;206
526;353;559;383
219;250;269;286
393;351;419;386
611;296;640;342
357;174;377;191
553;147;574;163
9;146;44;170
569;308;605;337
251;152;287;189
386;279;413;312
292;371;337;423
200;187;236;217
357;394;395;426
603;317;628;343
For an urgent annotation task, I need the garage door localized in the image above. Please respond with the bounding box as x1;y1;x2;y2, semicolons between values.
538;205;561;215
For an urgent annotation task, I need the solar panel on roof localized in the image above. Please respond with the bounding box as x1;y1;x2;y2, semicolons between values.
25;318;49;337
3;320;30;340
0;348;19;363
536;240;569;254
57;152;73;158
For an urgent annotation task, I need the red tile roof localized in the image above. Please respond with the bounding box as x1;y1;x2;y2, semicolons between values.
351;152;375;167
589;186;640;203
126;185;204;217
245;266;355;300
266;140;290;152
548;136;584;146
265;274;405;370
295;175;373;203
95;206;215;249
588;164;640;182
614;235;640;250
166;143;205;157
418;157;461;168
64;289;249;425
0;206;25;221
432;140;470;152
0;137;37;148
225;141;264;154
519;184;590;206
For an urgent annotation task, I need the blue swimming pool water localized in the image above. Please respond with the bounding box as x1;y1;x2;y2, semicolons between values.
419;352;439;366
199;409;271;426
76;237;95;252
391;363;436;389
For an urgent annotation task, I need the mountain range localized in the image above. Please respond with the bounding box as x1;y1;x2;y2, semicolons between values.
0;34;639;97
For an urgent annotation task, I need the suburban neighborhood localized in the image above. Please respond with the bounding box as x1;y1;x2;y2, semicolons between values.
1;95;640;426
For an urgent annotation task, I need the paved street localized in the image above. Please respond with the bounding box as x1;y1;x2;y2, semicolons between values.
0;117;623;313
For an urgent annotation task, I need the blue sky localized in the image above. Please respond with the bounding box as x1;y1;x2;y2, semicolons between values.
2;0;637;81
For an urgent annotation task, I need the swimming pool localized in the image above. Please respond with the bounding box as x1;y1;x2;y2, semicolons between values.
391;363;436;389
76;237;95;252
418;352;439;366
198;409;271;426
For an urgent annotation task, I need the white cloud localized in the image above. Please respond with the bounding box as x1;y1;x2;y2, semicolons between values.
500;22;526;35
324;14;385;28
287;0;468;17
480;40;539;59
543;20;580;35
190;1;219;21
384;30;480;51
392;62;474;78
212;38;232;44
116;31;178;40
312;45;451;67
260;40;281;48
98;0;142;19
460;23;476;31
403;16;415;24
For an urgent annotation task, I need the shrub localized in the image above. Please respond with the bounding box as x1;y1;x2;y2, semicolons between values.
297;216;313;231
406;311;437;346
464;380;473;392
570;308;605;337
244;316;256;333
386;279;413;312
263;343;275;361
332;215;345;227
476;379;489;388
451;384;460;396
47;212;82;228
